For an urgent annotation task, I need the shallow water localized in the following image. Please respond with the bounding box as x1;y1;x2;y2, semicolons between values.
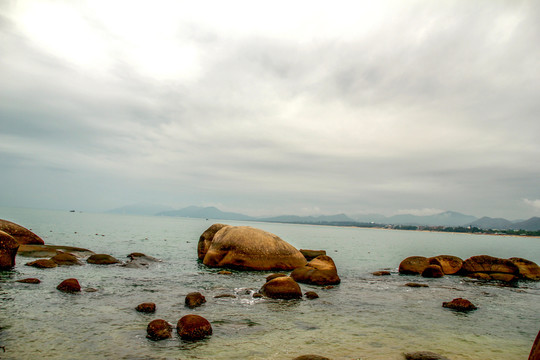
0;207;539;360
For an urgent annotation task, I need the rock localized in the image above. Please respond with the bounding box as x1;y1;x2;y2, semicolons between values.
146;319;172;340
177;314;212;340
199;225;307;271
404;351;450;360
185;292;206;308
529;330;540;360
399;256;429;275
198;223;229;261
422;265;444;278
25;259;57;268
253;292;263;298
123;253;160;268
51;252;83;266
442;298;477;312
218;270;232;275
0;230;19;270
290;255;341;286
17;244;94;258
87;254;120;265
260;276;302;299
136;302;156;313
16;278;41;284
214;294;236;299
293;355;331;360
0;219;44;245
428;255;463;275
304;291;319;299
373;271;391;276
405;283;429;288
300;249;327;261
56;278;81;293
509;258;540;281
462;255;518;275
266;273;287;282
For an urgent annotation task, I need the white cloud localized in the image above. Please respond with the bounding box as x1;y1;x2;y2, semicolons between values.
396;208;445;216
523;199;540;210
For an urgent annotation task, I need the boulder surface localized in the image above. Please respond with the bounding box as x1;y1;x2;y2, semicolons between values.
260;276;302;299
146;319;172;340
290;255;341;285
0;219;44;245
399;256;430;275
0;230;19;270
177;314;212;340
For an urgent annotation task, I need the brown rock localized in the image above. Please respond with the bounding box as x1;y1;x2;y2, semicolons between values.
218;270;232;275
293;355;331;360
304;291;319;299
428;255;463;275
0;230;19;270
25;259;57;268
404;351;450;360
87;254;120;265
266;273;287;282
214;294;236;299
177;314;212;340
422;265;444;278
300;249;327;261
405;283;429;288
51;252;83;266
146;319;172;340
16;278;41;284
399;256;430;275
373;271;391;276
442;298;477;312
529;330;540;360
56;278;81;293
200;225;307;271
461;255;518;275
136;302;156;313
290;255;340;286
509;258;540;281
261;276;302;299
198;223;229;260
185;292;206;308
0;219;44;245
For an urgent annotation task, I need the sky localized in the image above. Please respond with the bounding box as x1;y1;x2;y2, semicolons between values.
1;0;540;219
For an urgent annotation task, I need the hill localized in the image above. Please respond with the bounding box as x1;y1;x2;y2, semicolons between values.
107;203;175;216
385;211;478;227
157;206;255;221
468;217;514;230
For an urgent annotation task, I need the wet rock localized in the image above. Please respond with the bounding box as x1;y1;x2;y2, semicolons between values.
87;254;119;265
405;283;429;288
428;255;463;275
199;224;307;271
529;329;540;360
442;298;477;312
290;255;341;286
509;258;540;281
373;271;391;276
51;252;83;266
136;302;156;313
422;265;444;278
399;256;429;275
253;292;263;298
266;273;287;282
293;355;331;360
300;249;327;261
218;270;232;275
214;294;236;299
198;223;230;261
177;314;212;340
17;244;94;258
123;253;160;268
261;276;302;299
56;278;81;293
16;278;41;284
461;255;518;281
146;319;172;340
304;291;319;299
25;259;57;268
0;219;44;245
185;292;206;308
404;351;450;360
0;230;19;270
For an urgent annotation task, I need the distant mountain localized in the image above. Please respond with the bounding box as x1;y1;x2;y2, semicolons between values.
468;217;514;230
107;203;175;216
157;206;255;221
511;217;540;231
260;213;355;224
385;211;478;227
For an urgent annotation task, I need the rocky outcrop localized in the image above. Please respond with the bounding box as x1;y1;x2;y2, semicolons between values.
509;258;540;281
25;259;57;268
421;265;444;278
51;252;83;266
57;278;81;293
428;255;463;275
0;230;19;270
461;255;519;282
300;249;327;261
404;351;450;360
290;255;340;285
442;298;477;312
0;219;44;245
261;276;302;299
136;302;156;313
185;292;206;308
530;330;540;360
146;319;172;340
177;315;212;340
17;244;94;258
399;256;430;275
199;225;307;271
87;254;119;265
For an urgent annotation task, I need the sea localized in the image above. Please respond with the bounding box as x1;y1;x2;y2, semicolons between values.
0;207;539;360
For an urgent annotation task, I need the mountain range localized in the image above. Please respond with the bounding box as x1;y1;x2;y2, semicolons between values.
106;204;540;231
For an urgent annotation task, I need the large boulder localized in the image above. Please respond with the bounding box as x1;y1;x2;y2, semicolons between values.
509;258;540;281
0;219;44;245
428;255;463;275
260;276;302;299
530;330;540;360
0;230;19;270
198;223;229;260
399;256;430;275
290;255;341;285
199;225;307;271
461;255;519;282
177;314;212;340
421;265;444;278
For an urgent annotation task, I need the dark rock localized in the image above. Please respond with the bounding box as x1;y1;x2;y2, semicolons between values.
399;256;429;275
25;259;57;268
261;276;302;299
136;302;156;313
304;291;319;299
0;219;44;245
51;252;82;266
214;293;236;299
422;265;444;278
253;292;263;298
218;270;232;275
404;351;450;360
0;230;19;270
529;330;540;360
428;255;463;275
509;258;540;281
300;249;327;261
266;273;287;282
56;278;81;293
177;314;212;340
87;254;120;265
442;298;477;312
16;278;41;284
372;271;391;276
290;255;341;286
405;283;429;288
146;319;172;340
185;292;206;308
293;355;331;360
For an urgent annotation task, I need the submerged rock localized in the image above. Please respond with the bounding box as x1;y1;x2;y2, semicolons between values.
16;278;41;284
177;314;212;340
290;255;341;285
293;355;331;360
442;298;477;312
399;256;429;275
146;319;172;340
304;291;319;299
261;276;302;299
405;283;429;288
123;253;160;268
25;259;57;268
136;302;156;313
373;271;391;276
185;292;206;309
56;278;81;293
404;351;450;360
428;255;463;275
87;254;119;265
0;219;44;245
0;230;19;270
51;252;83;266
17;244;94;258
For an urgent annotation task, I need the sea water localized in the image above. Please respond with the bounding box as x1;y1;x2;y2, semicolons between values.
0;207;538;360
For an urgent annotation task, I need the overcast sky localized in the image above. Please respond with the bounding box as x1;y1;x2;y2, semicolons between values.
1;0;539;219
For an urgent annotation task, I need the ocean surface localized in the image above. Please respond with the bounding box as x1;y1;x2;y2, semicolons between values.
0;207;539;360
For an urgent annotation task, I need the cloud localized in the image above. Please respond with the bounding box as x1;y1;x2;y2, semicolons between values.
524;199;540;210
396;208;445;217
